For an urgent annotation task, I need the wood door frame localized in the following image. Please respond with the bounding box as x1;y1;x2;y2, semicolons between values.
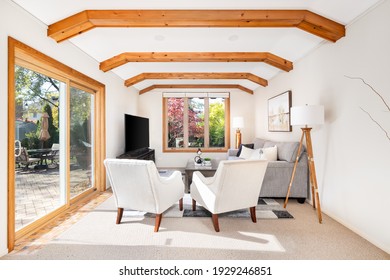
7;37;106;252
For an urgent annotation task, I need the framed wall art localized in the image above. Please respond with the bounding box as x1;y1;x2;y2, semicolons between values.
268;90;292;132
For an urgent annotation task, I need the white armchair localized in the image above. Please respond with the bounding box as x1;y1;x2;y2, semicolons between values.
104;159;184;232
191;159;268;232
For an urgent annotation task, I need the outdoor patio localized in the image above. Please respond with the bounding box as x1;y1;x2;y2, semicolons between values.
15;165;91;230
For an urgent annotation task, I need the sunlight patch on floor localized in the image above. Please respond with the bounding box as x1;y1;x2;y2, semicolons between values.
155;231;286;252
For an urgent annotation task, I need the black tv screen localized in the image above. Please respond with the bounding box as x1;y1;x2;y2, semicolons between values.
125;114;150;152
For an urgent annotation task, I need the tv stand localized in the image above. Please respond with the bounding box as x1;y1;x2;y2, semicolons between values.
117;148;155;162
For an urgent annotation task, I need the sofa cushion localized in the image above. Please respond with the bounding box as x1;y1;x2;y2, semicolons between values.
253;138;267;149
263;141;277;149
236;143;254;157
263;141;300;162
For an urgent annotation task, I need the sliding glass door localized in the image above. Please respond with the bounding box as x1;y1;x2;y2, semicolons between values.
15;67;94;231
70;85;94;198
12;65;96;233
14;65;66;231
8;37;106;251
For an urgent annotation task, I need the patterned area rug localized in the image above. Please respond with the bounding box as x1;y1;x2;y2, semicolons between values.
123;195;293;219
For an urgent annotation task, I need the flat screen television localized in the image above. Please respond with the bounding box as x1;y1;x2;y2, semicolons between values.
125;114;150;153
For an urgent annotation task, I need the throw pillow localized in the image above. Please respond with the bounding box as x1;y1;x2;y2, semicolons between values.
249;148;262;159
239;145;255;159
236;143;254;157
260;145;278;161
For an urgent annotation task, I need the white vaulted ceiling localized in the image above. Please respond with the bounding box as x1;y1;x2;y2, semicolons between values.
11;0;383;92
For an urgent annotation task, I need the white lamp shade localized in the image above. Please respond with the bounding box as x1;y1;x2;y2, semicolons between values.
232;117;244;128
291;105;324;126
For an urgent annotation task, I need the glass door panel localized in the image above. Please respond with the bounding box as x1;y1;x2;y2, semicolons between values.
70;86;94;198
14;65;65;230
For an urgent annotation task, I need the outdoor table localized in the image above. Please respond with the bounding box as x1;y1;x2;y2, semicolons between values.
27;148;53;167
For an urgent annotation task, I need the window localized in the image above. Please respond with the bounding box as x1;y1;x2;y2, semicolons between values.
163;93;230;152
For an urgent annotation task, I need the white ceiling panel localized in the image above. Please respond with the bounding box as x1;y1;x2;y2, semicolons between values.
70;28;322;61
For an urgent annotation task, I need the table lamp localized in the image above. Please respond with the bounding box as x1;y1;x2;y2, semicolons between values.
232;117;244;149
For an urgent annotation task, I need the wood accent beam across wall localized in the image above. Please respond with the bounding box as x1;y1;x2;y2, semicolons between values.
48;10;345;43
124;73;268;87
99;52;293;72
139;84;254;95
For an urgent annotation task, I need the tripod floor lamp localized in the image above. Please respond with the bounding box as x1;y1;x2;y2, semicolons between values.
284;105;324;223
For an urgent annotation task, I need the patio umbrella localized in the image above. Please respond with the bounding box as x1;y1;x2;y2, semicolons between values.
39;112;50;146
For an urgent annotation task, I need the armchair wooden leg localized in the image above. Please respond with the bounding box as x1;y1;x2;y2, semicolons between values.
212;214;220;232
154;213;162;232
116;208;124;224
192;199;196;211
250;206;257;223
179;198;183;211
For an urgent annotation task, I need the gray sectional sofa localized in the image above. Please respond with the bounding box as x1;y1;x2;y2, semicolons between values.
227;138;309;203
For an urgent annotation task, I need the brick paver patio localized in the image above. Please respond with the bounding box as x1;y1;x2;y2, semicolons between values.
15;165;91;230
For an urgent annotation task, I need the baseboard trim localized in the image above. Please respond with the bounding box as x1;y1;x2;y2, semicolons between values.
304;197;389;255
321;208;390;255
0;247;8;257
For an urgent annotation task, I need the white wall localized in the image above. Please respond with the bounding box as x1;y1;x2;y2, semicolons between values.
138;89;255;167
254;1;390;253
0;0;137;256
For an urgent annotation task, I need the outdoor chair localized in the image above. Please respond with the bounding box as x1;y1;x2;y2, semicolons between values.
104;159;185;232
42;143;60;167
15;147;41;169
190;159;268;232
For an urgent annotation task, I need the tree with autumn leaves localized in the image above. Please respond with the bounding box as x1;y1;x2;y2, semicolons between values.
167;98;225;148
167;98;203;147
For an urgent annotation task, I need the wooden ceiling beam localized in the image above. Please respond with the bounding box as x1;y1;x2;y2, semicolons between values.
139;84;254;95
48;10;345;43
124;72;268;87
99;52;293;72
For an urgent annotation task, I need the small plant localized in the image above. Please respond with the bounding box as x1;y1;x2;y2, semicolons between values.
204;157;211;161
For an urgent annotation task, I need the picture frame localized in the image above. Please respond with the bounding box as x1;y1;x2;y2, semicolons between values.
268;90;292;132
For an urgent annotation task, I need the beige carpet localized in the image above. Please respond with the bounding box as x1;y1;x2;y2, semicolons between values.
3;196;389;260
